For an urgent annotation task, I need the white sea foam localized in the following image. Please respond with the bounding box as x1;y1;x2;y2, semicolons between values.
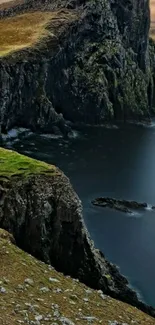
145;204;152;211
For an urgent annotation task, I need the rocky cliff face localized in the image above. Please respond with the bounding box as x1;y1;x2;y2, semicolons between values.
0;0;154;136
0;148;155;317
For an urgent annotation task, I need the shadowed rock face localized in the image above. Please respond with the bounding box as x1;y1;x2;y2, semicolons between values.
111;0;150;71
0;149;155;318
0;0;154;135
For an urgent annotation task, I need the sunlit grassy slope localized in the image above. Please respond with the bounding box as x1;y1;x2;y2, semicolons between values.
0;147;57;179
0;10;76;57
0;228;155;325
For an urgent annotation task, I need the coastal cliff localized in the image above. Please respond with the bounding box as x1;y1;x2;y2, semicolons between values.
0;0;154;136
0;148;155;318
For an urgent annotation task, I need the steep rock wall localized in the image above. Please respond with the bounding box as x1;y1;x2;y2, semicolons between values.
0;0;153;134
0;148;155;317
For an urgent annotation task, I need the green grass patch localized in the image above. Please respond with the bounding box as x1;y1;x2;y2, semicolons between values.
0;147;57;179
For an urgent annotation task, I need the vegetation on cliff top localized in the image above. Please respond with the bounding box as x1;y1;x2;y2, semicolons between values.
150;0;155;39
0;0;23;10
0;9;77;57
0;147;57;178
0;228;155;325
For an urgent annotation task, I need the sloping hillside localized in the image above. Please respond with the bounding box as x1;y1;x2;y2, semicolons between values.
1;228;155;325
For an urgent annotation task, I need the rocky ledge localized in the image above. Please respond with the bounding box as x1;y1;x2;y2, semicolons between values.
1;228;155;325
0;0;154;137
0;148;155;318
92;197;148;214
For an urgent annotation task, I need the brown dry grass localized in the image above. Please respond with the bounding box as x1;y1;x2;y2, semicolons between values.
0;9;77;57
0;0;24;10
0;0;17;4
150;0;155;39
0;229;155;325
0;11;56;57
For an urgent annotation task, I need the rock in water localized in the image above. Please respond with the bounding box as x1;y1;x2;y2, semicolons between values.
0;0;153;135
92;197;148;213
0;148;155;318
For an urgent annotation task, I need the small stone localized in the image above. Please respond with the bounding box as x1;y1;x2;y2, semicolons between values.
0;286;6;293
82;316;98;322
100;293;106;299
24;278;34;286
36;298;44;302
17;321;24;324
35;315;43;321
83;298;89;302
69;301;76;305
49;277;60;283
25;302;31;306
40;286;50;293
53;310;60;317
3;277;9;284
15;304;21;309
85;289;92;294
17;284;25;290
59;317;75;325
53;288;62;293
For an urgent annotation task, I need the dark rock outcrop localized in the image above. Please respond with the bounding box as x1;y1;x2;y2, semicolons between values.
0;148;155;318
92;197;147;213
0;0;154;135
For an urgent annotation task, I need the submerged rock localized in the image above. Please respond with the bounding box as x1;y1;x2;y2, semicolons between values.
0;148;155;318
92;197;148;213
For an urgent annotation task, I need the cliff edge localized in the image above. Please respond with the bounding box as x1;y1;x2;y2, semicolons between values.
0;148;155;318
0;0;154;136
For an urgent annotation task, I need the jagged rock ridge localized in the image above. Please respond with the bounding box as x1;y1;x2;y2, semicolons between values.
0;0;154;136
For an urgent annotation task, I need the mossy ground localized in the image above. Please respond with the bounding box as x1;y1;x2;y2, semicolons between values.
0;147;57;178
0;9;77;57
0;228;155;325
